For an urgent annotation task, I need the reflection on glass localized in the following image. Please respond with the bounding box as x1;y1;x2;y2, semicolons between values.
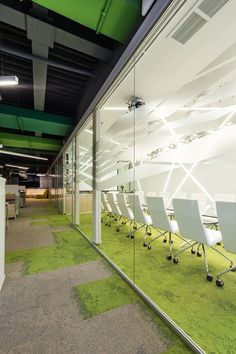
64;142;73;221
75;120;93;238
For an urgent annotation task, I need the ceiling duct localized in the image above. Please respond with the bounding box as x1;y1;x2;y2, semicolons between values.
198;0;229;18
171;11;207;44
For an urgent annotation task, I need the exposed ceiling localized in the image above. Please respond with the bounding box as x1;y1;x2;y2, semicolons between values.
32;0;142;43
0;0;143;174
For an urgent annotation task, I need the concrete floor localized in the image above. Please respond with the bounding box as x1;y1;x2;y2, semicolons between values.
0;199;169;354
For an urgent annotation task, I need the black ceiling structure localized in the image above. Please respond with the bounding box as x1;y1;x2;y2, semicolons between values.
0;0;143;174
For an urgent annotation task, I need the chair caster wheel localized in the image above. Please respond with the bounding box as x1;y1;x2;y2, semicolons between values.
191;249;196;254
105;223;108;226
216;279;224;287
197;251;202;257
207;274;213;282
126;234;130;238
143;242;148;247
167;255;172;261
116;229;120;232
147;244;151;250
170;240;173;244
130;235;134;239
146;232;152;236
173;258;178;264
216;242;221;246
163;239;167;243
108;224;111;227
230;267;236;272
133;226;137;230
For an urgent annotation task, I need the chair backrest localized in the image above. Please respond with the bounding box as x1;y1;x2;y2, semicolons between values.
145;191;157;197
116;193;133;219
167;192;186;208
146;196;173;232
107;193;121;215
101;192;111;213
173;198;207;244
214;193;236;202
128;194;148;224
135;191;145;204
191;193;208;212
216;201;236;254
191;193;207;205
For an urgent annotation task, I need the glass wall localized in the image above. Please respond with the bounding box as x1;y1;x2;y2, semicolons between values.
73;119;94;237
64;142;74;221
52;1;236;352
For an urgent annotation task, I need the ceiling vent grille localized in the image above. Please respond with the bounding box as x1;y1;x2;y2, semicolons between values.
198;0;229;18
171;12;207;44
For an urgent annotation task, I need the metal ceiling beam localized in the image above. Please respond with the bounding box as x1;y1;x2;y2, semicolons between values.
0;104;74;136
26;6;55;112
0;4;112;61
2;46;97;78
0;132;62;151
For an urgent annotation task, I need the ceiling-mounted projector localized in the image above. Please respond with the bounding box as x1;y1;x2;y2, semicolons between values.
128;96;145;111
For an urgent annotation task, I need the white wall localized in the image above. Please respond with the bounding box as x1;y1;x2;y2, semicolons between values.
0;178;6;290
139;153;236;201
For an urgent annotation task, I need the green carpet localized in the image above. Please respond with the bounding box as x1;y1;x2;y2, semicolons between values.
31;214;71;227
78;213;236;354
6;229;99;274
73;273;191;353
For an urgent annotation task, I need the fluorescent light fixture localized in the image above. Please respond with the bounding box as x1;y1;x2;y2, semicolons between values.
102;107;127;111
0;150;48;160
0;144;3;148
85;129;93;134
6;164;29;170
36;174;46;177
0;75;19;86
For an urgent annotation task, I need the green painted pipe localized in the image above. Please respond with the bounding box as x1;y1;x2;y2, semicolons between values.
96;0;113;35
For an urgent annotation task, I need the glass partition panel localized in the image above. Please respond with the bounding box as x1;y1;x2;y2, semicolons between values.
64;142;74;221
74;119;93;237
57;155;64;212
94;62;136;282
133;0;236;352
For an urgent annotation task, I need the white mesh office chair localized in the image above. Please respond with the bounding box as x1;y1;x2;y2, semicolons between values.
146;196;194;259
127;194;152;239
215;201;236;287
172;198;223;281
101;192;112;226
116;193;135;237
107;192;123;232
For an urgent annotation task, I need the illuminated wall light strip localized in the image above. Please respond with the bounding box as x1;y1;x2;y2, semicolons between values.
161;116;214;203
100;159;111;168
79;145;88;151
219;111;235;129
178;106;236;112
167;162;197;208
163;163;175;193
109;139;120;145
85;129;93;134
